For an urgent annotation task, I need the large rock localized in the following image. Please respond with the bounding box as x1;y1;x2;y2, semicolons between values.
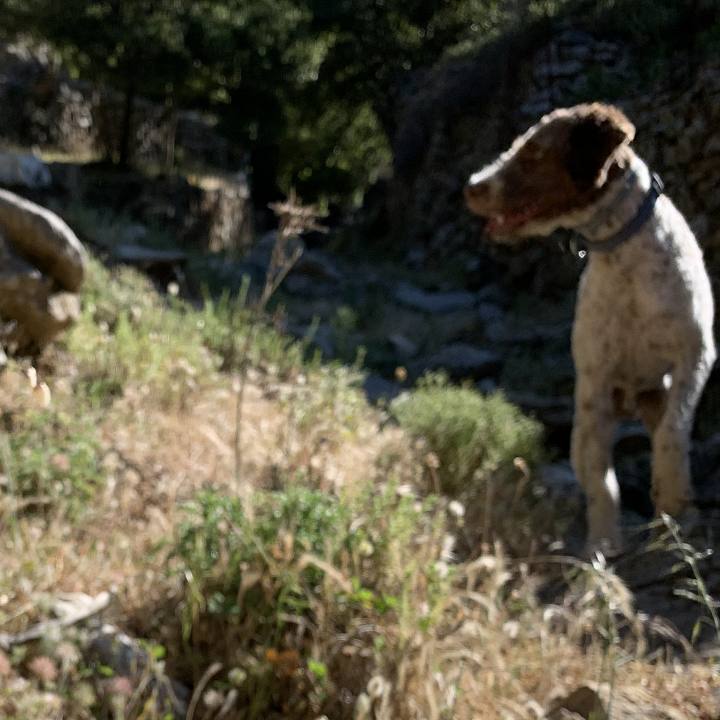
0;190;86;353
84;625;189;719
0;189;85;291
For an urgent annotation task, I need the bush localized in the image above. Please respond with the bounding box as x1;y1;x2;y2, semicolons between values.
392;374;544;496
67;253;331;408
197;285;310;378
170;481;452;719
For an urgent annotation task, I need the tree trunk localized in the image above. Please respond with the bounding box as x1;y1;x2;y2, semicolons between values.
118;81;136;167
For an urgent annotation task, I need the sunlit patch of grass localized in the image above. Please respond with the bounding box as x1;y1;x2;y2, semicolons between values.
169;478;451;719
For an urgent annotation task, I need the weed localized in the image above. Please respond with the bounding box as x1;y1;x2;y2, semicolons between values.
170;479;452;719
1;407;102;518
197;284;308;377
657;513;720;646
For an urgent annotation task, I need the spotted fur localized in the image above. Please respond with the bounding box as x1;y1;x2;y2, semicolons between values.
465;103;716;555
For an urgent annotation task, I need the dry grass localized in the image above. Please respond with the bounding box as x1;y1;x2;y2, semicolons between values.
1;256;718;718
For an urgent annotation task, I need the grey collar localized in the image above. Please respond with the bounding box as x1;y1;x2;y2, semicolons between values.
581;172;664;253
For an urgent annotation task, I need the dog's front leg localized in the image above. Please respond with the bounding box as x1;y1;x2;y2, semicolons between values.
652;345;715;519
571;381;621;556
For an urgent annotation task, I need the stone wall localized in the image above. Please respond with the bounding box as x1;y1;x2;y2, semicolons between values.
0;42;232;170
387;25;720;293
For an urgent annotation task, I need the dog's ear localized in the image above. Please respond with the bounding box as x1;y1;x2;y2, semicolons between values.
565;104;635;191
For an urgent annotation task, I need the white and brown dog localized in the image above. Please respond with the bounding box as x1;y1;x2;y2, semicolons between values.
465;103;716;555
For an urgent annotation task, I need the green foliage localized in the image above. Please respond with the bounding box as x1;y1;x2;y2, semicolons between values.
197;286;310;377
171;480;451;717
66;258;218;407
392;373;544;495
3;0;719;205
175;487;349;625
64;252;341;407
2;408;102;517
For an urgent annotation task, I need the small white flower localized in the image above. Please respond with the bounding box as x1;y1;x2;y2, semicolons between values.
367;675;386;699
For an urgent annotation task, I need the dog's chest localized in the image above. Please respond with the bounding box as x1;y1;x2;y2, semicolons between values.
572;235;694;384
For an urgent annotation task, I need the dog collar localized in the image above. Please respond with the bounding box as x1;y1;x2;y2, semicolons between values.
582;172;664;253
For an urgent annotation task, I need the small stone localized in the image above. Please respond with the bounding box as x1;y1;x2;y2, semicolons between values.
411;343;502;380
28;655;58;684
387;332;418;358
394;282;477;314
0;650;11;677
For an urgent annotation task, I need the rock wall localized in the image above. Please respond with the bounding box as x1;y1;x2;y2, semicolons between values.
0;42;232;170
45;163;254;257
387;25;720;294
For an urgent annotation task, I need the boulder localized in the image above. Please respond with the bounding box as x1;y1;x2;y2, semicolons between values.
0;189;85;291
0;190;86;353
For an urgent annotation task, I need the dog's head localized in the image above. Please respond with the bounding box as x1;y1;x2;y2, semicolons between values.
464;103;635;241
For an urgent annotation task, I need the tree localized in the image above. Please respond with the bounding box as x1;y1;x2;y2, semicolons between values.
2;0;210;165
0;0;510;205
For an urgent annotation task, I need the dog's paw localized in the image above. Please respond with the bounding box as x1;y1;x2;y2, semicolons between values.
583;534;624;562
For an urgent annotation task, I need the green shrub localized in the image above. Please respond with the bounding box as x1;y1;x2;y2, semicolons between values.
79;255;163;328
392;374;544;496
197;285;310;377
170;481;451;718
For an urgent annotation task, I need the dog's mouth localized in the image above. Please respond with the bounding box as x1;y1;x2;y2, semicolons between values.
484;203;540;237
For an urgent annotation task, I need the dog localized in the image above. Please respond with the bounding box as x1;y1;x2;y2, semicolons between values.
464;103;716;556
